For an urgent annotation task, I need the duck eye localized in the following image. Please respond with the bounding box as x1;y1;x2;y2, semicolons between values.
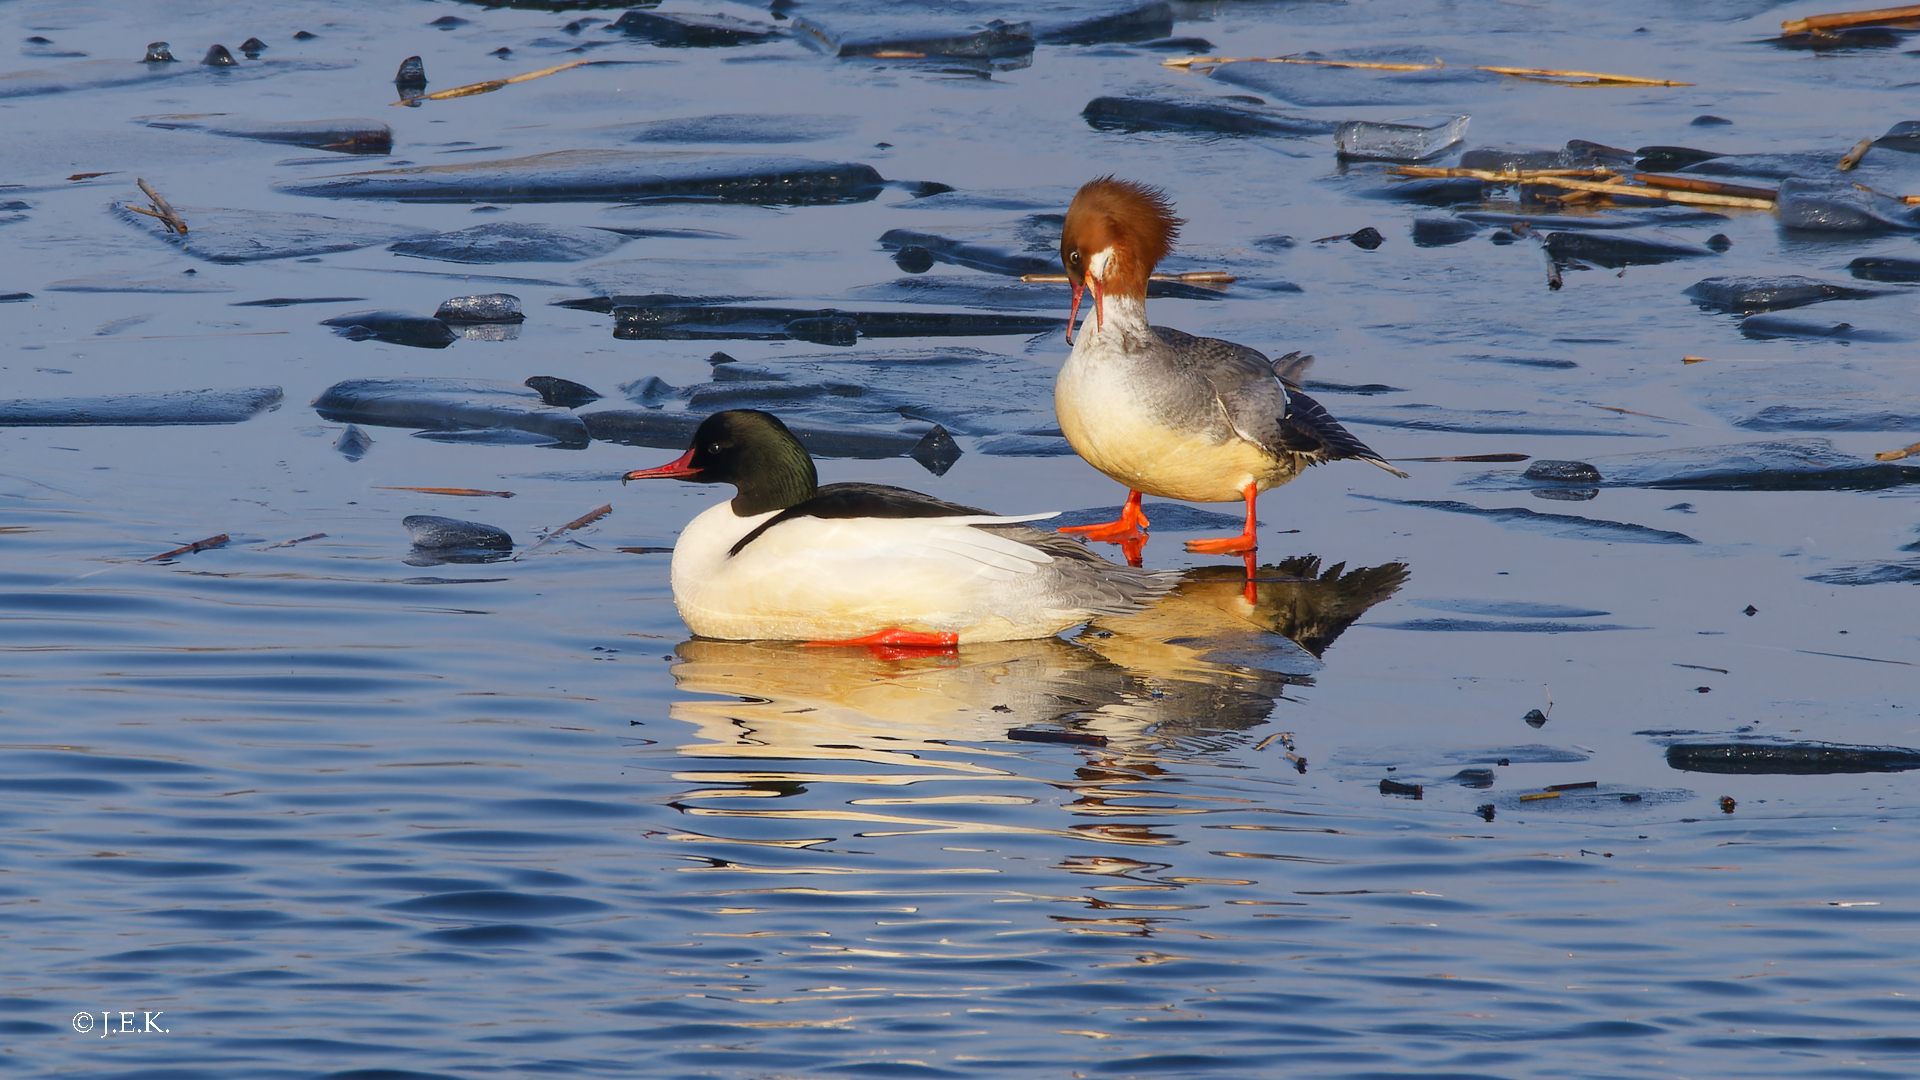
707;442;723;454
1068;251;1081;265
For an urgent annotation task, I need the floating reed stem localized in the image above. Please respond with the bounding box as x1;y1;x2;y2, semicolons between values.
1161;54;1689;87
398;59;594;105
1782;3;1920;34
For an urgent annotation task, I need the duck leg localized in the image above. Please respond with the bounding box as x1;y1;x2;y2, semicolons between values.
1185;482;1260;556
1059;489;1150;545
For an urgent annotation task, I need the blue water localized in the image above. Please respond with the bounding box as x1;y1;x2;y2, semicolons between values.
4;1;1919;1076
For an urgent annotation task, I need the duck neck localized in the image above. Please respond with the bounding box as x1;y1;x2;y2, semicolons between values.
728;441;817;517
1073;286;1151;356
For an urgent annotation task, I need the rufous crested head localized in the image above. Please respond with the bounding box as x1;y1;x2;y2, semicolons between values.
1060;177;1182;340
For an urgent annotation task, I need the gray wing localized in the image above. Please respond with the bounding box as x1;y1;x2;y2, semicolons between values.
1152;326;1407;477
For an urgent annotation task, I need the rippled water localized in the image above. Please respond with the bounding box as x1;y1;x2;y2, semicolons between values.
5;0;1919;1076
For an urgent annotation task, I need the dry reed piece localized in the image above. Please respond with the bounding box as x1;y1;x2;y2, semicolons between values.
1633;173;1779;200
514;503;612;560
261;533;327;550
375;486;516;498
1875;439;1920;461
397;58;593;105
1389;166;1776;208
128;178;188;234
1161;54;1689;87
143;534;227;562
1839;137;1875;171
1020;271;1236;284
1781;4;1920;33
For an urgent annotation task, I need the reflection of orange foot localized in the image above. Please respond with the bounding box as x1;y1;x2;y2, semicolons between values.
1239;550;1258;605
1116;533;1145;569
805;628;959;649
1060;490;1151;546
1184;531;1257;556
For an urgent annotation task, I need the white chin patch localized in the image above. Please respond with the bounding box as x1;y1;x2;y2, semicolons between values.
1087;246;1115;280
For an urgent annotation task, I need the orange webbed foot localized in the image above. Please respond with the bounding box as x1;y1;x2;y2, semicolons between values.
1059;491;1150;548
804;629;959;652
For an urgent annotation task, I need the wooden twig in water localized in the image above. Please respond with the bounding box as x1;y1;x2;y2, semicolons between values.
375;486;516;498
1161;54;1689;87
1875;439;1920;461
143;533;227;562
514;503;611;560
1020;271;1235;284
1633;173;1779;201
1525;175;1774;209
1782;4;1920;34
261;532;327;549
1390;453;1531;463
1584;402;1684;423
397;58;594;105
1839;137;1875;171
133;178;187;234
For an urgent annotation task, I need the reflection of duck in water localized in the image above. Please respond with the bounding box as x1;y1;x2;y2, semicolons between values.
665;555;1409;760
622;410;1175;645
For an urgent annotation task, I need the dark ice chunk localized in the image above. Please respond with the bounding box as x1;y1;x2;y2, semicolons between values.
1692;115;1732;127
1562;139;1636;169
1410;216;1481;246
202;45;238;67
583;409;927;458
390;223;632;263
139;113;393;154
610;10;783;46
241;37;268;56
1211;59;1497;107
1458;146;1562;172
1874;120;1920;153
394;56;426;88
610;299;1062;342
973;434;1075;456
1354;496;1699;544
1366;176;1486;205
144;42;177;63
403;515;512;565
321;310;456;349
1848;256;1920;281
1334;404;1653;437
1807;559;1920;585
1470;438;1920;492
0;387;283;426
1081;95;1337;137
1777;178;1919;232
1546;230;1715;268
877;228;1056;276
334;424;373;460
1739;314;1905;342
275;151;892;205
1774;26;1910;49
1684;275;1889;313
436;294;524;323
1667;741;1920;774
313;377;589;446
1459;207;1729;230
1035;2;1173;44
1636;145;1723;172
908;425;962;475
428;16;470;29
607;113;857;144
523;376;600;408
1523;460;1601;483
113;202;435;263
794;16;1034;59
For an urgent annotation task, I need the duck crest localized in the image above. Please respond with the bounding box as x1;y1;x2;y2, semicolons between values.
1061;177;1182;300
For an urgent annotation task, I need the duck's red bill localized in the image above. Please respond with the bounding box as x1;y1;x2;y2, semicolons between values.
622;447;699;482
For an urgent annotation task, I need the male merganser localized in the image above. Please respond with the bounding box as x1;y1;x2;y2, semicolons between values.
1054;177;1407;557
622;409;1175;645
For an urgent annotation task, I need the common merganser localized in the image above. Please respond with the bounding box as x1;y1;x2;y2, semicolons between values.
1054;177;1407;557
622;409;1176;645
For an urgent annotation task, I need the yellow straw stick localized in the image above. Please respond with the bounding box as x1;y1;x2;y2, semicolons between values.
1782;4;1920;34
1161;55;1688;87
397;59;594;105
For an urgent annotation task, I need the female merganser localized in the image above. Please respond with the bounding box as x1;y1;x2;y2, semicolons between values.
1054;177;1407;557
622;409;1176;645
